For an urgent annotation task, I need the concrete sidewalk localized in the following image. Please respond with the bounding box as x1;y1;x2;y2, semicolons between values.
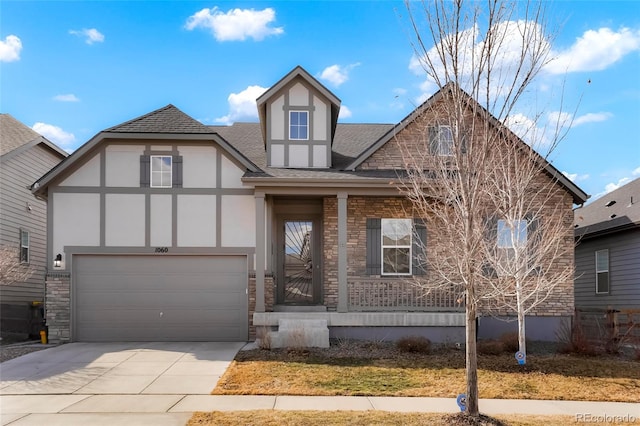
2;395;638;425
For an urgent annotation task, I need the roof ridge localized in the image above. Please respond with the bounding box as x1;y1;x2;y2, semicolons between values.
105;104;210;134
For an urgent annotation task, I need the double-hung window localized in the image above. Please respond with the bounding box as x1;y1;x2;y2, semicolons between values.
430;125;454;156
595;249;609;294
289;111;308;140
496;219;528;276
151;156;172;188
20;229;29;264
381;219;412;275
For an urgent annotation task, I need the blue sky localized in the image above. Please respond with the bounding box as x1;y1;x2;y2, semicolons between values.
1;1;639;202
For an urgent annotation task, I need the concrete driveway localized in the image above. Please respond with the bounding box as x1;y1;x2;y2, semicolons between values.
0;342;245;425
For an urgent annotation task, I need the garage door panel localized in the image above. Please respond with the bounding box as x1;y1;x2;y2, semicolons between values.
74;255;248;342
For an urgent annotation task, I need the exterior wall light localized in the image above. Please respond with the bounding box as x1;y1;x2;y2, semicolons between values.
54;253;62;268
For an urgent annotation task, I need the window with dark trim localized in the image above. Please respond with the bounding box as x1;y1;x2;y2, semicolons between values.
595;249;609;294
429;125;454;156
289;111;308;140
366;218;427;276
140;154;183;188
20;229;29;264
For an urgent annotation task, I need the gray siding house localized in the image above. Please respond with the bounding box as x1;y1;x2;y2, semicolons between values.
32;66;587;344
0;114;67;338
574;177;640;310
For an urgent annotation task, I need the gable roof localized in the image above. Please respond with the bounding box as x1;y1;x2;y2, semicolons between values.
32;104;258;198
574;177;640;239
345;82;588;205
0;113;68;159
256;66;341;146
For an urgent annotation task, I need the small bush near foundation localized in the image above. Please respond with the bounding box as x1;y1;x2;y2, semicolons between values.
498;332;520;353
256;326;272;350
556;318;598;356
477;340;504;355
396;336;431;354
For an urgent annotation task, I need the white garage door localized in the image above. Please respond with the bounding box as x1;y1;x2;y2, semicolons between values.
73;255;247;342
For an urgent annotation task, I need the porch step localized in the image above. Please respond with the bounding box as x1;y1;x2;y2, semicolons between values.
269;319;330;349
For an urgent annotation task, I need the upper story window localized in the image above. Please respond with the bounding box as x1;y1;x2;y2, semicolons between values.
430;125;454;156
595;249;609;294
290;111;308;140
381;218;412;275
151;156;172;188
20;229;29;264
497;219;528;248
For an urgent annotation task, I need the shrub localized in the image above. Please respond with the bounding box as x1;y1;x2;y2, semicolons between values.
477;340;504;355
396;336;431;354
499;331;520;353
256;326;272;350
556;318;598;356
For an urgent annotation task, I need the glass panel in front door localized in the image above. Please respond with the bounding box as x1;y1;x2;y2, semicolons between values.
284;220;313;303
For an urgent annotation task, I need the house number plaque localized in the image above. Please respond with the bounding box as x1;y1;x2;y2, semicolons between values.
155;247;169;253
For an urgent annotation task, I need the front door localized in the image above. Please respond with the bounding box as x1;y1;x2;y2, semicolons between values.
277;217;321;305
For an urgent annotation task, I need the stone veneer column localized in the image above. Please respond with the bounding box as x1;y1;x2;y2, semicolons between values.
337;192;348;312
45;272;71;343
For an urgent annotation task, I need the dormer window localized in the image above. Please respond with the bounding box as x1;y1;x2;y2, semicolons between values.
290;111;308;140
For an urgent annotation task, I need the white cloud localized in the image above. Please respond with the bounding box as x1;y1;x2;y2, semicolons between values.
0;35;22;62
572;112;613;127
53;94;80;102
562;171;589;183
546;27;640;74
69;28;105;44
215;85;268;124
409;20;550;101
319;63;360;87
185;7;283;41
338;105;352;119
604;177;631;195
32;122;75;147
633;167;640;176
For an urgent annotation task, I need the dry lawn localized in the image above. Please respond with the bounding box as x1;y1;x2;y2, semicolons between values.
188;411;589;426
213;342;640;402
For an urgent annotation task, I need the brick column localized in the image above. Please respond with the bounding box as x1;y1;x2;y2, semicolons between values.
337;192;348;312
45;272;71;343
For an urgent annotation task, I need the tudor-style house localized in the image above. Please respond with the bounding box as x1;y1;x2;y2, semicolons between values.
32;66;587;344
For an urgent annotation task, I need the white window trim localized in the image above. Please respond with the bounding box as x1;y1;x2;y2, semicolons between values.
20;229;29;264
595;249;610;294
381;218;412;276
150;155;172;188
436;125;454;156
289;110;309;141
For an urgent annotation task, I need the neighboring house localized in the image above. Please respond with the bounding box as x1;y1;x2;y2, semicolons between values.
32;66;587;344
574;177;640;310
0;114;68;338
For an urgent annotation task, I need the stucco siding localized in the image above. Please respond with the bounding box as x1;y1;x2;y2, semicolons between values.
289;83;308;106
177;194;216;247
150;194;172;246
220;155;245;188
313;95;327;141
0;145;62;303
58;153;100;187
221;195;255;247
181;145;217;188
575;228;640;310
270;95;285;140
53;193;100;265
105;145;143;187
105;194;145;246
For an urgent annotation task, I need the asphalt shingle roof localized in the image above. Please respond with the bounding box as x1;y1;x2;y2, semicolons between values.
0;114;42;157
574;177;640;238
105;104;213;134
211;122;394;180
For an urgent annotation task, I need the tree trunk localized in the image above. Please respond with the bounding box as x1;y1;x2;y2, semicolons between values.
517;284;527;357
465;297;479;416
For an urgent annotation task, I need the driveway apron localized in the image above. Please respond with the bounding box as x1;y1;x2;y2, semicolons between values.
0;342;245;425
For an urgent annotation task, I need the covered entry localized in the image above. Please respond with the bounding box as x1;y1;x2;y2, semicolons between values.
73;255;247;342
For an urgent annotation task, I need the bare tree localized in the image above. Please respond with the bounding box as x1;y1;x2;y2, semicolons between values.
399;0;570;417
0;245;34;285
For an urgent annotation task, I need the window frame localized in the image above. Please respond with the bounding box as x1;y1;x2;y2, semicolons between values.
20;229;29;264
595;249;610;294
434;125;454;156
381;218;412;276
289;111;309;141
497;219;528;249
150;155;173;188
